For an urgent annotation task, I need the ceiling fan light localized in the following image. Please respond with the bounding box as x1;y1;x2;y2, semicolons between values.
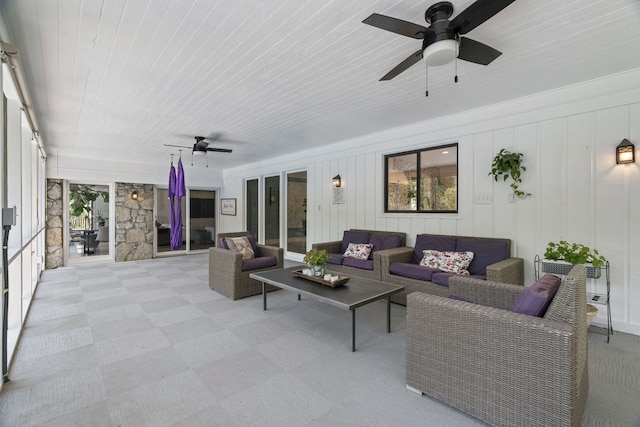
193;150;206;156
423;39;458;67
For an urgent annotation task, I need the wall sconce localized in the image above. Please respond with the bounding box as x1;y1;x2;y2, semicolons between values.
131;190;138;200
269;187;278;205
332;175;342;188
616;139;635;164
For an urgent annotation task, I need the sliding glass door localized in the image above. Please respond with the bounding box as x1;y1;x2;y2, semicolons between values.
189;190;216;250
246;179;258;237
67;183;111;260
286;171;307;254
264;175;280;247
155;188;216;254
245;172;307;255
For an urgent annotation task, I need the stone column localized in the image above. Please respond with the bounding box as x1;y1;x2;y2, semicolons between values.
115;183;155;262
45;179;63;269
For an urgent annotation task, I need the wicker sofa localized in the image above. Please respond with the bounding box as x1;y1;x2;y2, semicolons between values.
311;229;406;281
209;232;283;300
380;233;524;305
406;265;589;427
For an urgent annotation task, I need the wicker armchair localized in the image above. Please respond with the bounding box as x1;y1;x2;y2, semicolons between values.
406;265;588;427
209;232;283;300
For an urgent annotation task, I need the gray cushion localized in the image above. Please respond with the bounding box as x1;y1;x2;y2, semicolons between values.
510;273;561;317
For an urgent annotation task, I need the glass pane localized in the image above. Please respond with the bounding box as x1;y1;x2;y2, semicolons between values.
286;171;307;254
68;183;110;258
156;188;186;252
246;179;258;237
387;154;417;211
264;175;280;247
189;190;216;250
420;146;457;211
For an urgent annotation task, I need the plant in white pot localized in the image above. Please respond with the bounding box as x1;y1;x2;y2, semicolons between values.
303;249;332;277
543;240;606;268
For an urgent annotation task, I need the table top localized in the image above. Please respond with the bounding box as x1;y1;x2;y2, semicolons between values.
250;265;404;311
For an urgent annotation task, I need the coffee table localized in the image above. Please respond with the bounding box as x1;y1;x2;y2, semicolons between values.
250;266;404;351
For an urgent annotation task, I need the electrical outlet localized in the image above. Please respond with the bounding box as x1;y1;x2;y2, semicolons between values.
474;194;493;204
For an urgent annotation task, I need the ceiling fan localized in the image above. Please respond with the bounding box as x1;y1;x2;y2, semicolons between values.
164;135;233;155
164;135;233;167
363;0;515;93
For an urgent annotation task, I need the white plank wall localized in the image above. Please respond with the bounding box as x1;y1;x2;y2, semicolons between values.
222;72;640;336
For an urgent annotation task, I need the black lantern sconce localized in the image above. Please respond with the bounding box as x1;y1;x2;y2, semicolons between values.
131;190;138;200
332;175;342;188
269;187;278;205
616;139;635;164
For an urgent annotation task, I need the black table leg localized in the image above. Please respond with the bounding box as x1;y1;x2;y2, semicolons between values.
352;309;356;352
263;282;267;311
387;296;391;333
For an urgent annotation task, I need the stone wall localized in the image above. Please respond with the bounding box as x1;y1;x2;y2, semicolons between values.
115;183;154;262
45;179;63;269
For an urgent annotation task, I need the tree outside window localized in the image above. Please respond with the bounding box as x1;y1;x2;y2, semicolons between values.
385;144;457;213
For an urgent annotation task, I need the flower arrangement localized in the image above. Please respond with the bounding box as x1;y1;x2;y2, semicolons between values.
303;248;332;266
543;240;606;268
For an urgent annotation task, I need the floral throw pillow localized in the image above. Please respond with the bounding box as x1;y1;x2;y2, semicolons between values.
343;243;373;260
420;250;474;275
225;236;255;260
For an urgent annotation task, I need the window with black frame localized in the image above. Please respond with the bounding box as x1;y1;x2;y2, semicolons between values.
385;143;458;213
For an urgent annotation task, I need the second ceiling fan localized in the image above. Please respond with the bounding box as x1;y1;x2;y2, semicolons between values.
164;135;233;167
363;0;515;91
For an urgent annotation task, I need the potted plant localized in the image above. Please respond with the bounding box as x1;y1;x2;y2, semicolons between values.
303;249;332;277
544;240;606;267
489;149;531;199
94;210;108;228
69;184;109;229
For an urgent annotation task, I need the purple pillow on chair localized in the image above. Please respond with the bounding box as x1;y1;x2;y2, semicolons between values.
368;233;403;259
246;234;258;253
218;238;229;249
510;273;561;317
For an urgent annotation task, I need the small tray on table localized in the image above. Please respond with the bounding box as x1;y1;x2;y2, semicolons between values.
292;269;349;288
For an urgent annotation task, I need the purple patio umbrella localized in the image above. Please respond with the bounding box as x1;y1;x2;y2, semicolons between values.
168;162;179;249
170;158;186;250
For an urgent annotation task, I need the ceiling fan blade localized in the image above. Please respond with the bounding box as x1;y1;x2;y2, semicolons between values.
194;137;209;149
457;37;501;65
362;13;430;39
380;50;423;81
164;144;191;149
450;0;515;35
206;148;233;153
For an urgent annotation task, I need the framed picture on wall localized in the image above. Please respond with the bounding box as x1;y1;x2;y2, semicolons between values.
220;198;237;216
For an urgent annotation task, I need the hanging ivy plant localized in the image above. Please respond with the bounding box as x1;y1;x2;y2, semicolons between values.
489;149;531;199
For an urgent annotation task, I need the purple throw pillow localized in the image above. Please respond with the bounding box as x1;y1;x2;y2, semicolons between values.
510;273;561;317
413;234;457;264
340;230;370;253
455;239;509;275
368;233;403;259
